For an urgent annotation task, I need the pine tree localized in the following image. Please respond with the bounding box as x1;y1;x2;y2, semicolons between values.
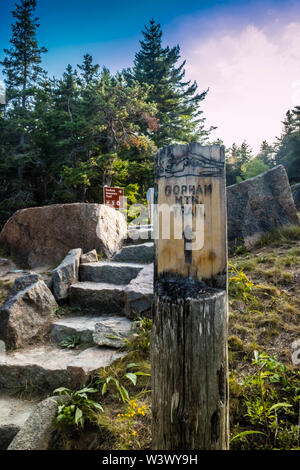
0;0;47;181
257;140;275;168
77;54;99;87
225;141;253;185
291;106;300;131
275;107;300;183
127;19;212;147
90;69;157;186
282;110;297;134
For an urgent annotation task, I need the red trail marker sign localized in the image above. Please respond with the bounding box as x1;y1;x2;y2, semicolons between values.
103;186;124;210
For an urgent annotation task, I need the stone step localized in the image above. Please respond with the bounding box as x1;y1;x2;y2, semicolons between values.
0;394;38;449
50;316;103;344
112;242;154;264
124;264;154;319
93;316;133;348
69;282;125;314
50;314;132;347
79;261;145;285
0;345;123;394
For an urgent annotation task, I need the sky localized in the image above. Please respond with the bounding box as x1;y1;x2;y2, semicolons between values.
1;0;300;153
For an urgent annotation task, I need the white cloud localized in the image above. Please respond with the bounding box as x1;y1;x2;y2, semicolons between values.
181;21;300;153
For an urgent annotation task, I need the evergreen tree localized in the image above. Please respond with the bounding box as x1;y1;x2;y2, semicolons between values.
292;105;300;129
239;141;252;165
77;54;99;87
257;140;275;168
275;107;300;183
0;0;47;181
0;7;217;227
86;69;157;187
53;64;81;165
126;19;212;147
44;66;158;200
225;141;253;185
282;110;297;135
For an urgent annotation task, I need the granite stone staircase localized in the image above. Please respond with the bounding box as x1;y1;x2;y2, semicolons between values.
0;238;154;448
69;242;154;313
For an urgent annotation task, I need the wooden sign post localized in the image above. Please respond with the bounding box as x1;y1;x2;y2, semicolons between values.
151;143;229;450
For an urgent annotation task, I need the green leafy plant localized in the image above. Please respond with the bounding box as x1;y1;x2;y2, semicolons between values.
124;317;153;359
228;262;257;303
231;350;300;449
60;334;81;349
99;363;150;403
54;306;64;318
54;386;103;428
229;260;300;450
230;430;266;443
231;238;248;256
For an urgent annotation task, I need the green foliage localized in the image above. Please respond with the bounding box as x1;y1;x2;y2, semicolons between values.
228;262;257;304
77;53;99;86
229;257;300;450
54;386;103;428
52;316;152;449
241;158;269;180
126;19;213;147
54;304;84;319
226;140;253;185
275;107;300;183
94;317;152;406
97;363;150;403
124;317;153;359
53;306;64;319
257;224;300;247
0;8;218;227
257;140;276;168
231;351;300;450
0;0;47;105
60;334;82;349
0;5;160;226
0;0;47;185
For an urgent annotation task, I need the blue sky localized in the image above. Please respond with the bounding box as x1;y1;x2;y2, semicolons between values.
0;0;295;76
1;0;300;151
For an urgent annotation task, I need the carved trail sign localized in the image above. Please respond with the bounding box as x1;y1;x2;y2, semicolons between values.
153;143;227;286
151;143;229;450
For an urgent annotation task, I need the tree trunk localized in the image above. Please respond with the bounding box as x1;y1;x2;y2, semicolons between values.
18;68;27;184
151;284;229;450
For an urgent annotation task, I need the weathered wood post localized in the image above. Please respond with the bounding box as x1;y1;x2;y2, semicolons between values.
151;143;229;450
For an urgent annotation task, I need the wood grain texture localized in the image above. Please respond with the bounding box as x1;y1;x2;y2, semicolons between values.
154;143;227;288
151;287;229;450
152;144;229;450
